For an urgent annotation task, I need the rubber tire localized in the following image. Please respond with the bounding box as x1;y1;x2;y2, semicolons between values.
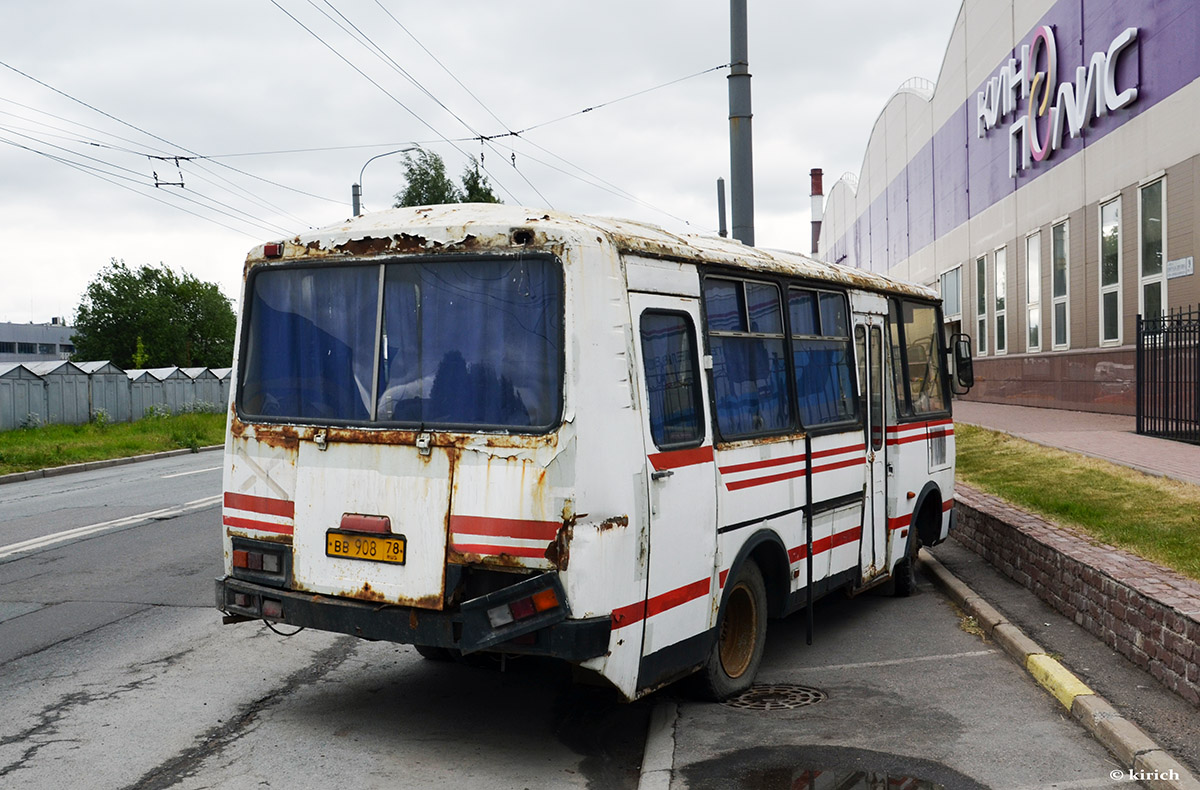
414;644;455;662
697;560;768;701
892;535;918;598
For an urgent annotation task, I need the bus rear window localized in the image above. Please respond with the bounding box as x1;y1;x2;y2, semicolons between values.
239;257;563;431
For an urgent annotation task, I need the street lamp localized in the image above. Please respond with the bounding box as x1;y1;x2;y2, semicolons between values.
352;145;420;216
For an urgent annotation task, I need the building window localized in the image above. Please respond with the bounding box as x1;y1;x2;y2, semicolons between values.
1026;232;1041;352
0;342;14;354
994;246;1007;354
1140;179;1165;325
59;343;75;354
1100;198;1122;345
17;342;36;354
1052;221;1069;349
38;343;55;355
939;265;962;320
976;255;987;356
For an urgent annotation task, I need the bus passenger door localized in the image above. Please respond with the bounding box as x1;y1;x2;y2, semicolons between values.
855;318;888;582
629;293;717;686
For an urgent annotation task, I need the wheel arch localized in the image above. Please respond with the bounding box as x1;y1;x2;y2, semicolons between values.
911;481;944;548
724;528;791;619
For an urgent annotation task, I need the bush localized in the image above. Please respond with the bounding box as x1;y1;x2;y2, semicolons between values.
178;400;222;415
20;412;44;430
90;408;112;428
144;403;172;419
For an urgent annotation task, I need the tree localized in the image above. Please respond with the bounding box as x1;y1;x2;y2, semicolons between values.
393;151;500;207
460;158;501;204
71;259;236;368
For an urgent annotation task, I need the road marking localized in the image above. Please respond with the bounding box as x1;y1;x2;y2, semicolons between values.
160;466;222;479
1007;779;1126;790
797;649;996;672
0;494;222;560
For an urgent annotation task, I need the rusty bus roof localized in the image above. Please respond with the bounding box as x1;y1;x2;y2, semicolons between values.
260;204;937;301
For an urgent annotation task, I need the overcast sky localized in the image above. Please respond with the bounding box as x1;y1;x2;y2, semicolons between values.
0;0;960;324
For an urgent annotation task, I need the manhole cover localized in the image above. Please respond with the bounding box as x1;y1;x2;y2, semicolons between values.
723;683;827;710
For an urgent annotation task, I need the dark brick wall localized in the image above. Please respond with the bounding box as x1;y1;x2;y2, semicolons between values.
952;483;1200;706
965;348;1136;415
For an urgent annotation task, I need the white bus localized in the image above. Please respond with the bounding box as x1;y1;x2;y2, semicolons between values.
217;204;973;701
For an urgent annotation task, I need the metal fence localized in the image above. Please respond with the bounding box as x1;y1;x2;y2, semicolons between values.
0;361;231;431
1137;307;1200;445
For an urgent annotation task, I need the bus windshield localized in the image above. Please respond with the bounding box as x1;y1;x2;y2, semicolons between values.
239;256;563;431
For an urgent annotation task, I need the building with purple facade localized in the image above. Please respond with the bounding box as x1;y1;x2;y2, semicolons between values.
818;0;1200;414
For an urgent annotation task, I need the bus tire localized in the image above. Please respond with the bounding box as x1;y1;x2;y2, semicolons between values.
699;560;767;700
892;536;918;598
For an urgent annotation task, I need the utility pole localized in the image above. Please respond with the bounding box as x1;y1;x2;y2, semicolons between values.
717;177;729;238
810;168;823;255
728;0;755;246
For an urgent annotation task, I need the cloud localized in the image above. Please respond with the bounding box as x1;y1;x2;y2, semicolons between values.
0;0;961;323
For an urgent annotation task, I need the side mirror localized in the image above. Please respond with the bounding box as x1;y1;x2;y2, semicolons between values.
949;333;974;394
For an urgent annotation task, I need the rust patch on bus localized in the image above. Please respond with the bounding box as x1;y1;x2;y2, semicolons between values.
446;549;532;570
545;522;573;570
226;530;293;546
596;515;629;532
355;582;388;602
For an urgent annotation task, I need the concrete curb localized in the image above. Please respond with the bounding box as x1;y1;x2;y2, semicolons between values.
637;700;678;790
0;444;222;487
921;549;1200;790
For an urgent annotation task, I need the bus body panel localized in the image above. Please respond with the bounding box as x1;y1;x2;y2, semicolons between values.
292;440;451;607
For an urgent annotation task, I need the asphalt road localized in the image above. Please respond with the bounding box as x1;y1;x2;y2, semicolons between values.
0;454;1154;789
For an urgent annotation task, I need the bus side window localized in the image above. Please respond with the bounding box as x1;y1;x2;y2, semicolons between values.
788;288;857;427
640;311;705;449
890;299;949;416
702;278;792;438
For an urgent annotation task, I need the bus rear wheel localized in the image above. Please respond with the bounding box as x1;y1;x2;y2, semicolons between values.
698;560;767;700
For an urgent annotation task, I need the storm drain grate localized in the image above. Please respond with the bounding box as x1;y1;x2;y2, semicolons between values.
723;683;827;711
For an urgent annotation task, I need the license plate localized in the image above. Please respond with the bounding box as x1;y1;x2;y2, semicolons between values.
326;531;406;565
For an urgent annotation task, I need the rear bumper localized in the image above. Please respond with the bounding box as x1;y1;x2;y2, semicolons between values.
215;576;611;662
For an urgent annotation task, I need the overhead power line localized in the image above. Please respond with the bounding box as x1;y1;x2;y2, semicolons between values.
0;58;342;215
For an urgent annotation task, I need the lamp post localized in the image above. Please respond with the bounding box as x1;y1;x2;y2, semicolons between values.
352;145;420;216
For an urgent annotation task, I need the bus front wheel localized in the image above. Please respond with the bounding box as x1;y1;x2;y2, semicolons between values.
699;560;767;700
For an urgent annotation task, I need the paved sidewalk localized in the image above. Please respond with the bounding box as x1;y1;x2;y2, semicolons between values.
953;400;1200;486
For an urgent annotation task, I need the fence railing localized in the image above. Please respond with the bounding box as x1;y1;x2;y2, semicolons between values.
1137;307;1200;445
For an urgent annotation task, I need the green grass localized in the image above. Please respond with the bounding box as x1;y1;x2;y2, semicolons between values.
0;413;226;476
955;423;1200;582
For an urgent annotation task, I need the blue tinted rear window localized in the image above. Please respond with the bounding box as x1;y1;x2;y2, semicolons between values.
239;257;563;431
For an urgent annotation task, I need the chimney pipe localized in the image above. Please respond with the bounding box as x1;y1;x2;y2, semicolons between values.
810;168;824;255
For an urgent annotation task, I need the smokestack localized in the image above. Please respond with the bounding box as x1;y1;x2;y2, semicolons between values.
810;168;824;255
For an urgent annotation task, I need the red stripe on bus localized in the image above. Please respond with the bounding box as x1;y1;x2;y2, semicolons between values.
223;515;294;535
943;499;954;511
725;455;864;491
647;445;714;471
223;492;294;519
719;452;806;475
887;434;930;446
787;525;862;562
448;515;560;541
886;418;953;434
449;542;551;559
888;513;912;531
718;443;865;475
719;568;730;588
611;577;712;630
